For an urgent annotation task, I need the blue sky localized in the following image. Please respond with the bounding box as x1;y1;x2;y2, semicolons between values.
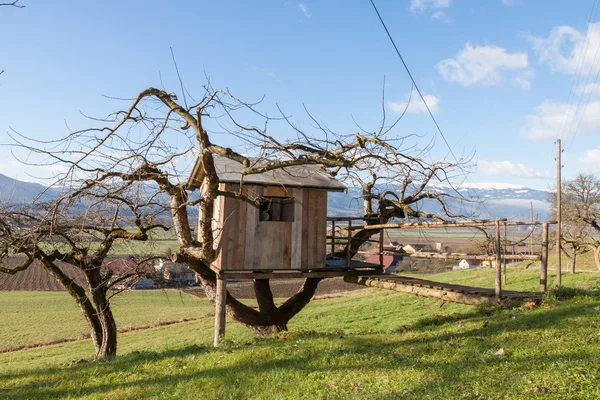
1;0;599;189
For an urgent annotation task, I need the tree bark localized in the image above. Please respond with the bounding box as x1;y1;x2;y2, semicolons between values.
85;267;117;360
595;245;600;271
569;248;576;274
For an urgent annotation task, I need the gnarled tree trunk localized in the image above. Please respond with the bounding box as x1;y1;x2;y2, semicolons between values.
569;248;576;274
190;260;321;335
86;267;118;360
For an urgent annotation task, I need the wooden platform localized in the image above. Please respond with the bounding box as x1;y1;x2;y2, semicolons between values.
344;274;543;306
217;260;382;280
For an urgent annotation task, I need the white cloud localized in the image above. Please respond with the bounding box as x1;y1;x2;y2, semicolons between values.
528;23;600;75
575;82;600;96
520;99;600;140
388;90;440;114
581;149;600;172
436;43;533;89
431;11;451;24
298;3;310;18
410;0;451;12
479;160;551;179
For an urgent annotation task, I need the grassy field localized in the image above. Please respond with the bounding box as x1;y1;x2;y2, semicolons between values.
0;290;213;350
1;268;600;399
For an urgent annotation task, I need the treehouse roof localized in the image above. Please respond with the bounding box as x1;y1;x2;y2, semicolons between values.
188;155;346;192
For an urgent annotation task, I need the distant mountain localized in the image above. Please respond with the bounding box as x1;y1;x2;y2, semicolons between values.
328;185;551;222
0;174;62;203
0;174;552;222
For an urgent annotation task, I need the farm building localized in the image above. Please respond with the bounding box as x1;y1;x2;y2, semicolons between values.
158;260;195;283
402;244;433;254
188;155;347;272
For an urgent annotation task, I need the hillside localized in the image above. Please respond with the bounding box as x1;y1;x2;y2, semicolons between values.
0;173;61;203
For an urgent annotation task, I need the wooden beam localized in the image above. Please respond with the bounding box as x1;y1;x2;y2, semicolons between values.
396;252;541;261
213;278;227;347
354;219;557;230
220;268;382;280
344;276;494;305
326;216;375;221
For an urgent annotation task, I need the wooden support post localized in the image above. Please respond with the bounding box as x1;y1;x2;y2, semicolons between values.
495;220;502;302
346;220;352;268
540;222;549;292
331;221;336;255
379;228;384;267
213;277;227;347
556;138;562;287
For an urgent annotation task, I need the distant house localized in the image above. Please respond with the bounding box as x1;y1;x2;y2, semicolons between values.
452;259;471;271
387;241;403;250
159;260;195;283
481;260;499;268
365;254;397;273
402;244;432;254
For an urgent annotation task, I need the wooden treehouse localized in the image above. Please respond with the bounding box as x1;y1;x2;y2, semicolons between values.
188;157;557;347
188;155;370;277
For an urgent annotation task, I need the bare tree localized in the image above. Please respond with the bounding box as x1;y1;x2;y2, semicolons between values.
550;174;600;272
0;195;166;360
2;83;471;342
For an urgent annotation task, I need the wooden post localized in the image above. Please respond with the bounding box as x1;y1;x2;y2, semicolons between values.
529;201;534;256
495;220;502;302
540;222;549;292
556;139;562;287
503;222;507;285
331;221;336;255
213;277;227;347
346;220;352;268
379;228;384;268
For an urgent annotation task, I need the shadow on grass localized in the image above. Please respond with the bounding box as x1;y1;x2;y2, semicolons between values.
1;297;600;399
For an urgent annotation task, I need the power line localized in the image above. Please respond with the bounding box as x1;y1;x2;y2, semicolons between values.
369;0;458;163
558;0;599;141
369;0;494;218
566;1;600;154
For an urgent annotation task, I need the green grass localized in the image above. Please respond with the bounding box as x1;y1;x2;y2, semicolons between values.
0;290;213;350
2;270;600;399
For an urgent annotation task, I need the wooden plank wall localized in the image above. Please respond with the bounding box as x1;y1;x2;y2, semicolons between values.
213;184;328;271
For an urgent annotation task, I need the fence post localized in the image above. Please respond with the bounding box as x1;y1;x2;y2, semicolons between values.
540;222;548;292
495;220;502;302
331;220;336;255
346;220;352;268
379;228;384;268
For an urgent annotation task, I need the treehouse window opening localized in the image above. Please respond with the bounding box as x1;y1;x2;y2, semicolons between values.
259;196;295;222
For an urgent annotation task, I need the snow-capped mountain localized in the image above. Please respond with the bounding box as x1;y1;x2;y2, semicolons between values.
328;184;551;221
0;174;551;222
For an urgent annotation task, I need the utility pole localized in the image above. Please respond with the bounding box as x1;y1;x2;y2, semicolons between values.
556;139;562;287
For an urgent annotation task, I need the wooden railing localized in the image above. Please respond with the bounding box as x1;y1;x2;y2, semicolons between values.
326;216;557;301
